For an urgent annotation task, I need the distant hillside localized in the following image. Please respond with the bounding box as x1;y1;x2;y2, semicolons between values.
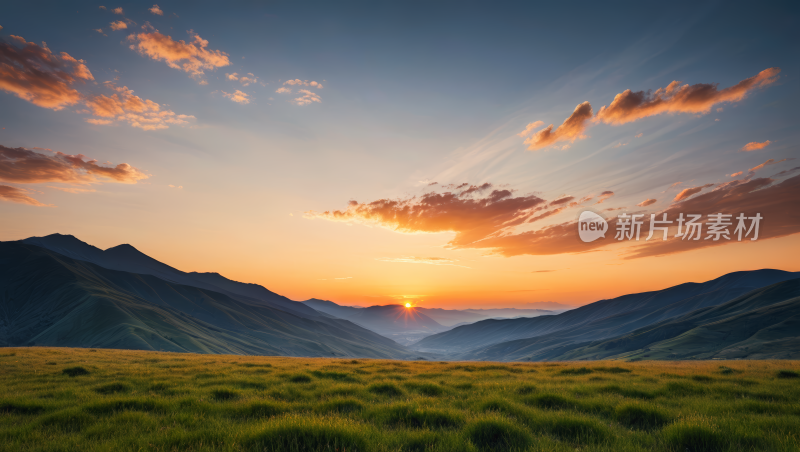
0;241;415;359
414;269;799;359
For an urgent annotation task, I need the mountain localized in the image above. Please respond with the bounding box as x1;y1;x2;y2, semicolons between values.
0;241;416;359
302;299;448;345
413;269;799;359
556;278;800;361
22;234;318;318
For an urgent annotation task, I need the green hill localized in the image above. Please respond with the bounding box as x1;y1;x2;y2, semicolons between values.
0;242;415;359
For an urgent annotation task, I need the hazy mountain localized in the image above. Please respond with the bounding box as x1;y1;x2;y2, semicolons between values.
22;234;318;318
0;241;416;359
414;269;799;358
302;299;448;345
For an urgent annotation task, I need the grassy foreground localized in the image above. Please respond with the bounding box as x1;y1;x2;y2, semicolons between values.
1;348;799;452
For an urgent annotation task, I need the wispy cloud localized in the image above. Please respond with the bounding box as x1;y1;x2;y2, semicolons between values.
283;79;323;89
0;184;49;206
376;256;470;268
673;183;714;202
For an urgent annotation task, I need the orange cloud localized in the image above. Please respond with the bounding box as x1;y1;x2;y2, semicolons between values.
0;184;48;206
83;83;194;130
673;183;714;202
595;68;780;125
729;171;743;178
109;21;128;31
222;89;250;104
748;158;791;173
149;4;163;15
0;145;148;185
292;89;321;106
127;28;231;77
275;86;291;94
741;140;771;151
627;175;800;259
0;36;93;110
594;190;614;204
517;121;544;137
284;79;323;89
306;183;547;248
112;7;124;14
637;198;657;207
523;101;593;150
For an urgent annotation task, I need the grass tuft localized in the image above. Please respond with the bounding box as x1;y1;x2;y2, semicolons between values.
663;418;725;452
614;402;671;429
368;382;404;397
211;388;240;401
62;366;90;377
244;417;369;452
558;367;592;375
94;382;130;394
465;418;533;451
776;369;799;379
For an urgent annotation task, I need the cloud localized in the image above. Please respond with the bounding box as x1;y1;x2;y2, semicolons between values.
275;86;291;94
292;89;321;106
47;186;96;193
226;73;238;80
635;133;643;138
149;4;163;15
222;89;249;104
86;118;114;125
741;140;771;151
95;28;104;34
99;6;107;10
0;144;148;185
127;27;231;77
0;36;93;110
376;256;470;268
283;79;323;89
0;184;48;206
674;183;714;202
517;121;544;137
306;183;551;249
109;21;127;31
595;68;780;125
227;72;258;86
112;7;124;14
82;82;194;130
626;174;800;259
523;101;593;150
594;190;614;204
772;166;800;178
637;198;657;207
748;158;791;173
730;171;743;177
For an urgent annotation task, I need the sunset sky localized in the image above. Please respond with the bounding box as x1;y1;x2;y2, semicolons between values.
1;1;798;309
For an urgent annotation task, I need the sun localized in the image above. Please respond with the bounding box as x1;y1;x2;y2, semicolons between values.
405;302;412;308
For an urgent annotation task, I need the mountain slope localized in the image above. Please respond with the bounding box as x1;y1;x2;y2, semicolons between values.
22;234;318;318
0;242;415;358
414;269;799;357
556;278;800;361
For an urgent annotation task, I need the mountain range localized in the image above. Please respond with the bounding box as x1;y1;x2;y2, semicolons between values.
2;233;798;361
413;269;800;360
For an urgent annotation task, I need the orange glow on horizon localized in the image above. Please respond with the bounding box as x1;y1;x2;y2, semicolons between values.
405;302;412;308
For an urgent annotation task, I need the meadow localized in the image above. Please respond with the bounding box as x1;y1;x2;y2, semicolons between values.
0;348;798;452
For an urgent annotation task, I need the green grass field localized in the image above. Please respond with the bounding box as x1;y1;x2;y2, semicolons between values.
1;348;799;451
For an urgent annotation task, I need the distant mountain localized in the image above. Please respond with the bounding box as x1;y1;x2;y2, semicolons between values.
414;269;799;359
22;234;317;318
302;299;449;345
0;240;416;359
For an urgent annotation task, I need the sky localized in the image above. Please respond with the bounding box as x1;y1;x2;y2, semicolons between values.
1;1;799;309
